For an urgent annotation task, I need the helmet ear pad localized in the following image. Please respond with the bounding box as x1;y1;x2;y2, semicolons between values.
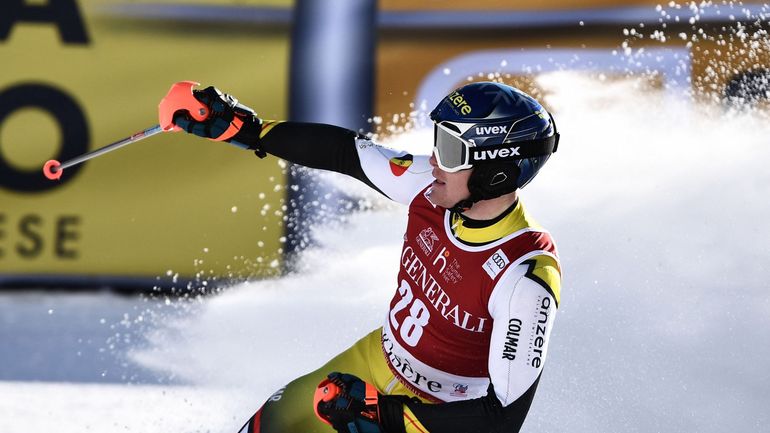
467;162;521;201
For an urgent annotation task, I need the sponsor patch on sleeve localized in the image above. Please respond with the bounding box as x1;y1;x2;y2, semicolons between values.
482;249;510;279
389;154;414;176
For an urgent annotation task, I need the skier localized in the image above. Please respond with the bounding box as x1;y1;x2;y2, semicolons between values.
166;81;561;433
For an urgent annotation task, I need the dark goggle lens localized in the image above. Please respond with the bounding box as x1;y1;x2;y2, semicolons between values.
434;124;467;170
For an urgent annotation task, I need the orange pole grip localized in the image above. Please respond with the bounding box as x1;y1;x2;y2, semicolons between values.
158;81;210;132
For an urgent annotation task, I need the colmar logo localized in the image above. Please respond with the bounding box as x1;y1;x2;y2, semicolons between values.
502;318;522;360
389;154;413;176
473;146;520;161
475;125;508;136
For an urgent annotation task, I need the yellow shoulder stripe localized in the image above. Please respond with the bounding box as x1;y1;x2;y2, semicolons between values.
259;120;283;139
527;254;562;307
403;406;429;433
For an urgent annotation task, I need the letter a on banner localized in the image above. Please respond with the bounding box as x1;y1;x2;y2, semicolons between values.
0;0;90;44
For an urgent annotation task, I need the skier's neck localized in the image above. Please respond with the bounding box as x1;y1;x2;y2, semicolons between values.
460;191;519;222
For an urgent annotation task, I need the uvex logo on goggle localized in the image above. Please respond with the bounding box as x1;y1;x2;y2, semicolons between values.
472;146;521;161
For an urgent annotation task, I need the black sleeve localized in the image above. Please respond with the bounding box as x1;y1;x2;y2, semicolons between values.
380;380;540;433
254;121;382;194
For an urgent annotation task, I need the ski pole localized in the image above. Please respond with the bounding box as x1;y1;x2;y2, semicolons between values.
43;125;162;180
42;81;209;181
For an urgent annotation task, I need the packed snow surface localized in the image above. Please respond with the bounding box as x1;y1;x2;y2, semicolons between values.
2;72;769;433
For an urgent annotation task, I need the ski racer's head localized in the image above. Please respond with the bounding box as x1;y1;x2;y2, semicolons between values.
428;82;559;211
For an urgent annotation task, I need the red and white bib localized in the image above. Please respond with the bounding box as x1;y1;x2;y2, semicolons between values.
382;187;558;402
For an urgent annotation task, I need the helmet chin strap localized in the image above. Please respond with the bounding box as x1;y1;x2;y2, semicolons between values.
450;163;521;213
450;187;489;213
449;197;476;214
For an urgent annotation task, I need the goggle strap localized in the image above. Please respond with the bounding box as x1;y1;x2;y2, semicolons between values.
468;134;558;163
548;111;560;153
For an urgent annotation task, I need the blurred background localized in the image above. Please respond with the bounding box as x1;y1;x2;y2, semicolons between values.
1;1;769;432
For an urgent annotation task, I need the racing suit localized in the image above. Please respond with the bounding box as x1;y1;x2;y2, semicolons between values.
238;121;561;433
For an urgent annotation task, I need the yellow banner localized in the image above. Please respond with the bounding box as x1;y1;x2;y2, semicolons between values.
1;0;291;283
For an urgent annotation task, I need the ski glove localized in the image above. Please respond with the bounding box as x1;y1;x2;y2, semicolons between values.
315;372;425;433
171;86;264;153
314;372;387;433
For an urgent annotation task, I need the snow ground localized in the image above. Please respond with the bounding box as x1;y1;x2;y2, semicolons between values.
0;381;236;433
2;72;770;433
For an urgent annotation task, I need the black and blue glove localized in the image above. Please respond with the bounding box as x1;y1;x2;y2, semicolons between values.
314;372;386;433
171;86;264;153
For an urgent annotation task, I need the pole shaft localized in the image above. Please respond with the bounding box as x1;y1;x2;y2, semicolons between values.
57;125;163;171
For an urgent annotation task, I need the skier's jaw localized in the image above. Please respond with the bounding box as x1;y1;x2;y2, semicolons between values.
428;153;472;209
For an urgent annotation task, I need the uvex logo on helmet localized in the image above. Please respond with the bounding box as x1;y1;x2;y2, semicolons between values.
474;125;508;136
472;146;521;161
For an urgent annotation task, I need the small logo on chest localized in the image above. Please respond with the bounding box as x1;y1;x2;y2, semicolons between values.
416;227;440;255
450;383;469;397
482;249;510;279
416;228;463;284
433;246;463;284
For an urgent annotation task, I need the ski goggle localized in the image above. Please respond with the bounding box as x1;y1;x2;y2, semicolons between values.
433;122;474;173
433;120;561;173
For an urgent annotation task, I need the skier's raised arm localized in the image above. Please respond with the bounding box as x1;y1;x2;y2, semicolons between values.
168;85;433;205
